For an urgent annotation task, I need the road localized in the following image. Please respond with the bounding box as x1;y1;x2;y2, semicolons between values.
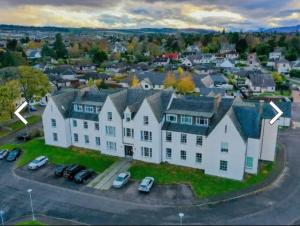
0;105;300;225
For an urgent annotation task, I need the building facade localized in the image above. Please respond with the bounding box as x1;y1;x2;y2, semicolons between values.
43;88;280;181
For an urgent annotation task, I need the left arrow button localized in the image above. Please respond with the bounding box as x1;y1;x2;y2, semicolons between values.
14;101;28;125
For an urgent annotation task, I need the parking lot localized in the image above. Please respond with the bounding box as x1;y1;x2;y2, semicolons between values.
13;162;197;206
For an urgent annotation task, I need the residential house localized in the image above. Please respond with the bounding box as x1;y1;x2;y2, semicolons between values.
269;48;282;60
275;58;291;75
220;43;236;54
26;49;42;60
247;73;276;93
43;88;279;181
153;57;170;66
248;53;260;67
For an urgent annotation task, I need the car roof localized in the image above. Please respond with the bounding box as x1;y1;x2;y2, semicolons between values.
36;156;46;161
118;172;128;177
141;177;153;185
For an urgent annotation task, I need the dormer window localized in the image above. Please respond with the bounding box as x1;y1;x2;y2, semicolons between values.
166;114;177;123
196;117;208;126
181;115;192;125
85;105;94;113
74;104;83;112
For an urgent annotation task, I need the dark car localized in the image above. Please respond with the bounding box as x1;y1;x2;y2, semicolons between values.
74;169;94;184
54;165;68;177
6;148;21;162
16;132;31;141
63;164;86;180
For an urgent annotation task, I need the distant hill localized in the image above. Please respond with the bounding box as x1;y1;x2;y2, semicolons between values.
262;24;300;33
0;24;215;34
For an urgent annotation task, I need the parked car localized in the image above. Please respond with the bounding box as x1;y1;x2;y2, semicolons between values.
138;177;154;193
28;156;48;170
63;164;86;180
29;105;37;112
16;132;31;141
6;148;21;162
112;172;131;188
54;165;68;177
74;169;94;183
39;101;47;107
0;150;8;160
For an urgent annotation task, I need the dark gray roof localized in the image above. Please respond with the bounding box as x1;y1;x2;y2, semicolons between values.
162;96;234;136
249;73;275;88
51;90;78;118
200;88;226;96
147;91;173;121
109;89;158;117
210;74;227;83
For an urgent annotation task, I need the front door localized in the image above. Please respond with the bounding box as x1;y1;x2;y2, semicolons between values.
125;145;133;157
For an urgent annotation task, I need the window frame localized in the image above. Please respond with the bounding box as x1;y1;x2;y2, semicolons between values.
180;150;187;160
220;160;228;171
180;133;187;144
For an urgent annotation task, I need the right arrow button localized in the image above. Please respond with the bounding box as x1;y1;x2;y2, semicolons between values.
269;101;283;125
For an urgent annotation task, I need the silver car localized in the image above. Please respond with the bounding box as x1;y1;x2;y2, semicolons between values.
0;150;8;160
138;177;154;193
112;172;131;188
28;156;48;170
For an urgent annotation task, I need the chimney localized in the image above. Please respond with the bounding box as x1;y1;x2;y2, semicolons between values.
214;95;222;112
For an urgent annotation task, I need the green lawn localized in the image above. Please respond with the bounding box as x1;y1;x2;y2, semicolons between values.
16;221;45;226
130;161;274;199
0;115;42;138
1;139;118;173
259;90;291;97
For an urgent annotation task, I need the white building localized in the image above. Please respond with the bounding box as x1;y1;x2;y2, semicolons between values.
275;58;291;75
246;73;276;93
43;88;282;181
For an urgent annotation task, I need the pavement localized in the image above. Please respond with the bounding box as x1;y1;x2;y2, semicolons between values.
88;158;131;190
0;104;299;224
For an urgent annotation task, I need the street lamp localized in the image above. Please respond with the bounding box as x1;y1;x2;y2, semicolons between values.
0;210;4;226
27;189;35;221
178;212;184;226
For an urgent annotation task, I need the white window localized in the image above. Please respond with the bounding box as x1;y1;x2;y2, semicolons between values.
53;133;58;142
220;160;228;171
166;114;177;123
106;141;116;151
221;142;229;153
196;136;203;146
141;131;152;141
95;137;101;146
74;133;78;143
180;150;186;160
181;115;192;125
124;128;134;138
196;153;202;163
51;119;56;128
84;135;89;144
166;132;172;142
105;126;116;137
141;147;152;158
73;120;77;127
85;105;94;113
181;133;187;144
95;123;99;131
246;157;253;169
143;116;149;125
196;117;208;126
166;148;172;159
74;104;83;112
107;112;112;121
83;121;88;129
124;113;131;122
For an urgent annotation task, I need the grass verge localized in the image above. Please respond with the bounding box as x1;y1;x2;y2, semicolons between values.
16;221;45;226
130;161;273;199
1;139;118;173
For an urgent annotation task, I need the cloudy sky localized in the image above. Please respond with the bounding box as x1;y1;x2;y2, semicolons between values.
0;0;299;31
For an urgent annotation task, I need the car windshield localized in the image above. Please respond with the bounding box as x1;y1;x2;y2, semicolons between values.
116;176;124;182
32;160;40;164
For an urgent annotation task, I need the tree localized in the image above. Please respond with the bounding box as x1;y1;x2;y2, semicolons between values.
53;33;68;59
236;38;248;54
272;72;283;85
6;39;18;51
131;75;140;88
68;43;81;58
17;66;51;110
0;80;20;119
164;71;177;88
91;49;108;65
290;70;300;78
176;74;195;94
177;67;184;76
0;51;27;68
41;44;55;58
